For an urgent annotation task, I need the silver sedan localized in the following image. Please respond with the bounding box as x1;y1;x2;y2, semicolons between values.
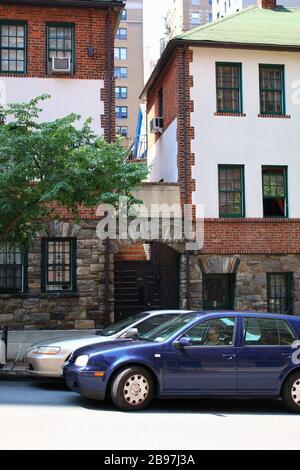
24;310;193;378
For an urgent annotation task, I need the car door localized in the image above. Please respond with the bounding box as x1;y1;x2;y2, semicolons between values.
238;317;297;393
163;316;238;395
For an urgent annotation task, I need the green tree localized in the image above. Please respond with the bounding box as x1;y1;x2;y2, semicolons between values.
0;95;148;246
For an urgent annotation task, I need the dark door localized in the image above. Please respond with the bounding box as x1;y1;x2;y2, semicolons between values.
203;274;235;310
114;261;162;322
238;317;297;393
163;316;238;394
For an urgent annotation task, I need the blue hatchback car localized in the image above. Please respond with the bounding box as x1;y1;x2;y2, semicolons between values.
64;312;300;412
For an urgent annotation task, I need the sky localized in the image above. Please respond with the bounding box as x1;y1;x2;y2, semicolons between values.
143;0;171;60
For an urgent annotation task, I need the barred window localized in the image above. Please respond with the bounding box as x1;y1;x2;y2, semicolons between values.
260;65;285;115
0;244;27;293
216;63;242;113
0;22;26;73
42;238;76;293
218;165;244;217
47;24;74;74
267;273;293;315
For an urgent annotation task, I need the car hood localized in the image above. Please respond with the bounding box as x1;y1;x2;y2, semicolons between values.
28;334;119;350
72;339;153;358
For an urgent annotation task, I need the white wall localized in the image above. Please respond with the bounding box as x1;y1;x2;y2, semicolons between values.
190;47;300;218
0;77;105;136
147;118;178;183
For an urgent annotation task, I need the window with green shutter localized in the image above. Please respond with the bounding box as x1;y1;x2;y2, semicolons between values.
47;24;75;74
218;165;245;218
262;167;288;218
259;65;285;115
0;22;26;73
216;63;242;113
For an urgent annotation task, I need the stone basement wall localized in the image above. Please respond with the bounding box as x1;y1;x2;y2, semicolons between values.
188;254;300;314
0;221;109;330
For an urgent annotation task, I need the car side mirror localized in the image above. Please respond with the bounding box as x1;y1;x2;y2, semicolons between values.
121;328;139;339
173;337;192;349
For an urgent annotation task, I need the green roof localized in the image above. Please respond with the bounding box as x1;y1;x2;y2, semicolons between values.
178;6;300;47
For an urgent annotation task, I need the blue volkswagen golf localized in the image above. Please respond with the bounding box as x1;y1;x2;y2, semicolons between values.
64;312;300;412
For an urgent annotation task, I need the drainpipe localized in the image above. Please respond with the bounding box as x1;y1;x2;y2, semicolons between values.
105;8;112;324
182;46;191;310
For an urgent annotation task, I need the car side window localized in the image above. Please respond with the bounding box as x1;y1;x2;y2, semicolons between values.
244;318;279;346
182;317;236;347
278;320;297;346
136;315;177;336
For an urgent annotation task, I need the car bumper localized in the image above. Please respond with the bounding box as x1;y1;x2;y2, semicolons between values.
24;354;66;378
64;367;106;401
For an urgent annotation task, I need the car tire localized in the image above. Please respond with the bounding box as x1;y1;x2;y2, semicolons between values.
282;371;300;414
111;366;154;411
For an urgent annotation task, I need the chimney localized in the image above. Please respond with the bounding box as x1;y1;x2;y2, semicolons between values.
257;0;277;9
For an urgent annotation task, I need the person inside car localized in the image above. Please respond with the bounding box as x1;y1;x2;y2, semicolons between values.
204;327;223;346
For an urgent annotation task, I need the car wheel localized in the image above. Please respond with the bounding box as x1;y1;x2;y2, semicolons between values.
282;371;300;413
111;367;154;411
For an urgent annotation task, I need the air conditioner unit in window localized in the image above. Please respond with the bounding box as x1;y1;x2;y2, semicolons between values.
51;57;71;73
150;117;164;134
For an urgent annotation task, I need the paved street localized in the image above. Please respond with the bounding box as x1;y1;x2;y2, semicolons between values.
0;377;299;450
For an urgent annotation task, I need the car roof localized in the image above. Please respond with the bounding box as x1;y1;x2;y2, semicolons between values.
191;311;300;322
143;310;196;315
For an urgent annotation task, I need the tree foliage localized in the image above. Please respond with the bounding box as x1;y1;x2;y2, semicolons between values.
0;95;148;246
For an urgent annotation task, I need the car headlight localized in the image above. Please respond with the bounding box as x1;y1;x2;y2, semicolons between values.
32;346;61;355
75;355;89;367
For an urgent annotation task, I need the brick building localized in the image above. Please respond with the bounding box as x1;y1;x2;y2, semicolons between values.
141;1;300;316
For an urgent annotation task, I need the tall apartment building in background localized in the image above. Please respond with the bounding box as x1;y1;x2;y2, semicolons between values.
115;0;144;141
165;0;213;42
213;0;299;20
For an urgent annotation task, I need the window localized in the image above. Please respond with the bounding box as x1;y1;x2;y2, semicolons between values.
219;165;244;217
191;0;200;5
115;86;127;99
121;9;127;21
203;274;235;311
0;244;27;293
267;273;293;315
191;13;201;24
116;28;127;40
181;317;236;347
42;238;76;293
262;167;288;218
116;126;128;137
0;22;26;73
243;317;296;346
116;106;128;119
216;63;242;113
114;47;127;60
259;65;285;115
47;24;75;74
114;66;127;79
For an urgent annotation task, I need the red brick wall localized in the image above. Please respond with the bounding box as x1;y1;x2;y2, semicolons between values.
115;243;147;262
202;219;300;254
0;3;119;140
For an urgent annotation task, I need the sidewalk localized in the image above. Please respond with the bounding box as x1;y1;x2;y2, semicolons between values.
1;362;30;376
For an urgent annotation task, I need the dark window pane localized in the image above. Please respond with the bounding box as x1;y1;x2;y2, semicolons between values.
260;66;284;115
216;63;241;113
267;273;293;315
219;166;244;217
244;317;279;346
43;239;76;292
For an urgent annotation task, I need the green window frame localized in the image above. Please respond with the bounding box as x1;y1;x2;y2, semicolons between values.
46;23;75;74
0;243;28;294
218;165;245;218
216;62;242;113
259;64;285;115
267;273;293;315
0;21;27;74
41;238;77;293
262;166;288;218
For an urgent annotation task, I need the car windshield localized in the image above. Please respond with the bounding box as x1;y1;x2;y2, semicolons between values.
100;313;148;337
139;314;199;343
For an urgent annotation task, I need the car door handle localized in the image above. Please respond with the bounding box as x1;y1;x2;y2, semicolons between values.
222;354;236;360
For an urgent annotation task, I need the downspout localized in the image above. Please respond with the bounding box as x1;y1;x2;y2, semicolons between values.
105;8;112;325
182;45;191;310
